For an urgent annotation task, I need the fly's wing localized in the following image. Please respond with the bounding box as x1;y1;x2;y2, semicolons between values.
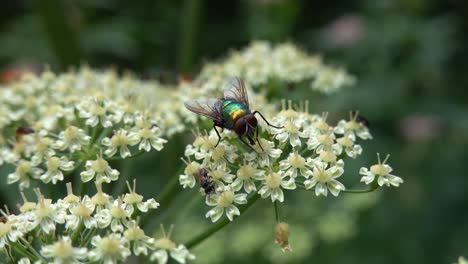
184;98;223;123
223;77;249;107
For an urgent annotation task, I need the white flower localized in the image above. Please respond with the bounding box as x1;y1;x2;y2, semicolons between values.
206;164;235;187
306;130;335;153
31;190;66;234
333;135;362;158
77;98;113;127
124;221;155;256
360;154;403;187
95;198;132;232
232;162;264;193
304;161;345;197
279;152;313;178
274;120;307;147
244;138;282;167
66;196;97;230
89;233;131;263
52;126;90;152
41;236;87;264
151;226;195;264
101;129;139;158
91;181;111;211
39;156;74;184
30;136;56;165
205;187;247;222
179;160;201;189
258;171;296;202
0;216;24;249
123;180;159;213
334;111;372;140
134;126;167;152
80;155;120;183
7;160;43;189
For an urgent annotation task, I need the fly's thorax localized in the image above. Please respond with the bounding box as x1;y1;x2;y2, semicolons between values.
221;99;251;128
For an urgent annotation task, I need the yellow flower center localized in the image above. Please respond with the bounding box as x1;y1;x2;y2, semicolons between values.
284;122;298;134
314;169;330;182
217;191;234;207
91;103;105;116
110;205;126;219
337;137;353;147
35;199;53;218
73;204;93;217
124;226;145;241
314;120;329;131
237;164;254;180
99;237;120;255
184;162;200;176
212;145;225;161
317;134;333;146
17;161;31;176
0;222;12;237
53;240;74;259
319;151;337;163
92;158;108;173
154;238;176;250
370;164;389;176
289;153;305;168
47;157;61;171
139;127;153;139
124;193;143;204
344;120;359;131
64;126;78;141
265;172;282;189
111;133;128;146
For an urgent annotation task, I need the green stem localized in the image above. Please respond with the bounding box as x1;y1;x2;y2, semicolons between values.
185;192;261;249
274;201;280;223
342;183;379;193
71;222;85;244
18;237;45;262
10;242;37;261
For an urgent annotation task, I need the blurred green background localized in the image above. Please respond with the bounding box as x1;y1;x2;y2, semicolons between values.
1;0;468;263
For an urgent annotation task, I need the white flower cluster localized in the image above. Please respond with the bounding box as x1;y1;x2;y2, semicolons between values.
0;69;167;189
0;182;194;264
180;101;402;222
196;41;355;94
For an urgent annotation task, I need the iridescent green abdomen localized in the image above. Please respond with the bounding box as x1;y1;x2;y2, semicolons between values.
221;99;250;129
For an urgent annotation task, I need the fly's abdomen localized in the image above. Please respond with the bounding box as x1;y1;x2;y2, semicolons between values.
221;100;250;129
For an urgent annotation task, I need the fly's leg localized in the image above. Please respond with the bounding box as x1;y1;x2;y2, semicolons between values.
238;136;257;152
255;126;264;152
253;111;283;129
213;124;222;148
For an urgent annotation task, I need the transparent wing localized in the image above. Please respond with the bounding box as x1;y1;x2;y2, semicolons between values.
184;98;223;123
223;77;249;107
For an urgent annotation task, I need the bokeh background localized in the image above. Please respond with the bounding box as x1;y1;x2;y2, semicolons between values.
1;0;468;263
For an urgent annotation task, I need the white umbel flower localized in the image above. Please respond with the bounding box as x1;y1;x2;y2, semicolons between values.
39;156;74;184
80;154;120;183
258;170;296;202
205;187;247;222
41;236;87;264
360;154;403;187
101;129;139;158
304;161;345;197
89;233;131;263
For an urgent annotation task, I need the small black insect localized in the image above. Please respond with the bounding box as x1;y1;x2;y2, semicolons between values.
184;77;282;151
351;110;370;127
196;168;215;195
